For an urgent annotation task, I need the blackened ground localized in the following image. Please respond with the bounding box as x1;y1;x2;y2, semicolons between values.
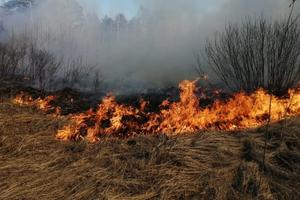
0;80;101;115
116;86;231;113
1;79;231;115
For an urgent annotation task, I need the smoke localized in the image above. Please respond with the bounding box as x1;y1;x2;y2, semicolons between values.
0;0;298;91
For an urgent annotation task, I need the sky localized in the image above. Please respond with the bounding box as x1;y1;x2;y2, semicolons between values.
100;0;139;18
98;0;224;19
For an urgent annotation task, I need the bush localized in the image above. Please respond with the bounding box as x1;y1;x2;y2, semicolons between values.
0;36;26;79
28;46;62;90
201;14;300;95
0;32;102;91
60;58;98;90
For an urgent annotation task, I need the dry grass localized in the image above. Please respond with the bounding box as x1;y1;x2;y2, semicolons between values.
0;101;299;200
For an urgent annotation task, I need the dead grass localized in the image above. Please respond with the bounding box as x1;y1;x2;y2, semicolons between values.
0;101;299;200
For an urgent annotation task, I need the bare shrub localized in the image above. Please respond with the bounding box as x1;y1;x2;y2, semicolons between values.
28;46;62;90
0;35;27;79
0;29;102;92
93;69;102;92
61;58;98;90
200;14;300;95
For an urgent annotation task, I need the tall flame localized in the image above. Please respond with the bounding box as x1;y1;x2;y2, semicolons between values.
12;81;300;141
55;80;300;141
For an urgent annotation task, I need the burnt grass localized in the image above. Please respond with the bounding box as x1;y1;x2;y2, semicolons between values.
0;80;101;115
0;79;230;115
0;82;300;199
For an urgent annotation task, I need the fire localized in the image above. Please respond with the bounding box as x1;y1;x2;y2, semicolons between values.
13;92;61;115
56;80;300;141
57;109;95;141
12;81;300;142
14;91;34;105
154;88;286;134
57;95;145;142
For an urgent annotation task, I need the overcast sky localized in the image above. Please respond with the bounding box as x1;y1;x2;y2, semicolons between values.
83;0;298;19
78;0;226;18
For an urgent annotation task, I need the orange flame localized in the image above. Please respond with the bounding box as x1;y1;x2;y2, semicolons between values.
13;92;61;115
57;109;94;141
56;80;300;141
14;92;34;105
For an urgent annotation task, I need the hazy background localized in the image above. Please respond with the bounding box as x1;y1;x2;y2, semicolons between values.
0;0;299;91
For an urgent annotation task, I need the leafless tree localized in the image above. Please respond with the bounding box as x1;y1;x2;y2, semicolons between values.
0;27;104;92
61;58;97;90
0;35;27;79
93;69;102;92
201;13;300;95
28;46;62;90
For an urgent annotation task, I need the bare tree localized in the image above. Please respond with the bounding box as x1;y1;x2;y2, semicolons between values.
200;13;300;95
0;35;27;79
93;69;102;92
0;26;104;92
28;46;62;90
61;57;97;90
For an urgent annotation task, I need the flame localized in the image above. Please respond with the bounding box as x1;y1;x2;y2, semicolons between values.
13;92;61;115
88;96;138;137
12;81;300;141
57;109;94;141
14;92;34;105
56;80;300;141
57;96;143;142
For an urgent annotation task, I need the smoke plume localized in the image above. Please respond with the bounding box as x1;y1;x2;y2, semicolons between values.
0;0;298;91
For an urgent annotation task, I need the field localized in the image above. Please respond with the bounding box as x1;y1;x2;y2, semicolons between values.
1;1;300;199
0;100;300;200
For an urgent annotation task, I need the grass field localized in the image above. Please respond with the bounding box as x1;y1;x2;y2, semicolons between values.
0;100;300;200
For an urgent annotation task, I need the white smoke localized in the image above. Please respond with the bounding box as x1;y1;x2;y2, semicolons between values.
0;0;298;91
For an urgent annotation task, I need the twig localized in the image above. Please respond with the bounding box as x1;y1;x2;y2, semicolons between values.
280;90;295;142
258;91;272;194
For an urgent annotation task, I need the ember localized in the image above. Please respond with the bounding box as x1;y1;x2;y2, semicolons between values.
55;80;300;142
